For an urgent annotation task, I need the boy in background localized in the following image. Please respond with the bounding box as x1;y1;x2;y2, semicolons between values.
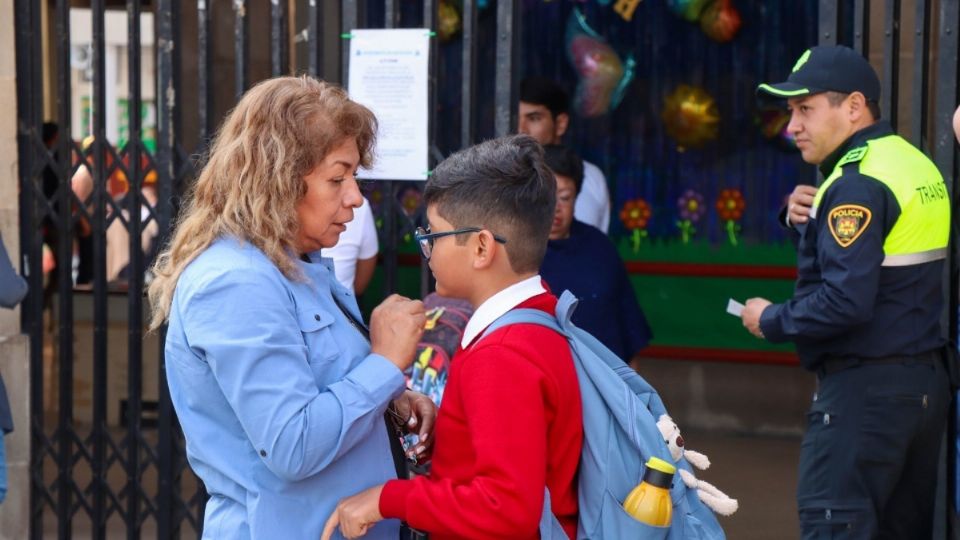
323;135;583;540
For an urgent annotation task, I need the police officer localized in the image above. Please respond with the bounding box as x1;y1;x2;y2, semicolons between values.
742;45;952;538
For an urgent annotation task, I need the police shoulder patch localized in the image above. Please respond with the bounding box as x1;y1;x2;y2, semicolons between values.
827;204;872;247
836;146;868;168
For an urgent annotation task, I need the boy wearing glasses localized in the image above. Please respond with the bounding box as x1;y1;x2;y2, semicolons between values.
323;135;583;540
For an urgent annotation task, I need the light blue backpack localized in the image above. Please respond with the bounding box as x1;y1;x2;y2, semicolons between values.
481;291;725;540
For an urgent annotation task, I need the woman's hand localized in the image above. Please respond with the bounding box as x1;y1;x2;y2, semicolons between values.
369;295;426;371
321;485;384;540
391;390;437;460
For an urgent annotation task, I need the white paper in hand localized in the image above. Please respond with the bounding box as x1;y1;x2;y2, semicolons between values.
726;299;745;317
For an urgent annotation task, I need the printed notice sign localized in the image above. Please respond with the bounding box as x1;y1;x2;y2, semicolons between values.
348;28;430;181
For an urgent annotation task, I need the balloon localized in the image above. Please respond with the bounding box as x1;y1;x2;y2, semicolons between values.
565;9;635;118
756;107;798;152
661;85;720;150
700;0;742;43
438;1;461;43
666;0;713;22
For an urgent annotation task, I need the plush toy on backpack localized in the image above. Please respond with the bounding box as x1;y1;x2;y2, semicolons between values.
657;414;738;517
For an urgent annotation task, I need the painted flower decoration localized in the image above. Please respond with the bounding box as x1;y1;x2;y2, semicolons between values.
620;198;652;252
620;198;652;230
676;189;705;244
677;189;706;223
716;188;746;221
716;188;746;246
400;186;423;217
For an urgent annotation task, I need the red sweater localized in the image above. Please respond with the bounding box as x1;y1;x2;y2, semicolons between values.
379;293;583;539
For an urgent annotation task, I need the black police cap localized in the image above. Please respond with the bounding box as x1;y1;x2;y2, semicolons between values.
757;45;881;102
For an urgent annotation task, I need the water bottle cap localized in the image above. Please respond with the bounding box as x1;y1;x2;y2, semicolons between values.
645;457;677;475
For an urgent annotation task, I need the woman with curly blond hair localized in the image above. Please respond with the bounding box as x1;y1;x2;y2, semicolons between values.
148;76;434;539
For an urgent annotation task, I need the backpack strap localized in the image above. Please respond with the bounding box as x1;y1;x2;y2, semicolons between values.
478;306;565;342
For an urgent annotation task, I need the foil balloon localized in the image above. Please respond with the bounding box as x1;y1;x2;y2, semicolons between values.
437;1;461;43
757;107;798;152
700;0;742;43
565;9;635;118
661;84;720;150
666;0;713;22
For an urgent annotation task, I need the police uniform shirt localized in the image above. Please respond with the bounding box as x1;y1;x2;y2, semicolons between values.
759;121;949;370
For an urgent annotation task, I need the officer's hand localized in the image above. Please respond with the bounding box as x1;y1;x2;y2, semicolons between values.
742;298;772;339
369;294;426;371
787;185;818;225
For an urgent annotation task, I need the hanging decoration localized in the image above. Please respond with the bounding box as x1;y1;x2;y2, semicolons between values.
661;84;720;150
699;0;741;42
666;0;712;22
613;0;643;21
565;8;636;118
756;107;798;152
438;1;462;43
676;189;705;244
620;198;653;252
715;188;745;246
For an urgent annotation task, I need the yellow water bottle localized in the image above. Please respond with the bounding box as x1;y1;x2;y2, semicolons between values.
623;457;675;526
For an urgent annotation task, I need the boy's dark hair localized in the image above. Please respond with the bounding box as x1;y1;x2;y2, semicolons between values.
542;145;584;194
519;76;569;119
424;135;556;273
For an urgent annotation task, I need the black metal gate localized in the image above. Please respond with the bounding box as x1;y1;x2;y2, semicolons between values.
13;0;520;537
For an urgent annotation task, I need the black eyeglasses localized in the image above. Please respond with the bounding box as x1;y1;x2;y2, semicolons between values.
414;226;507;260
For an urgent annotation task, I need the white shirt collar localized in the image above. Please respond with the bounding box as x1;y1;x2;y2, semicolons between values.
461;275;547;348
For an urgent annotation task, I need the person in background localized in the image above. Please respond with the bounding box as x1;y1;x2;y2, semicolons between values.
539;144;652;365
744;45;951;538
147;76;435;539
518;76;611;233
322;196;378;295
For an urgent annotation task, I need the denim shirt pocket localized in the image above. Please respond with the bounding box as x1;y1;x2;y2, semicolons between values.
297;307;342;373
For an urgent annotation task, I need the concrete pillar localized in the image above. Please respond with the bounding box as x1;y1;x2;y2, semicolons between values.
0;0;30;538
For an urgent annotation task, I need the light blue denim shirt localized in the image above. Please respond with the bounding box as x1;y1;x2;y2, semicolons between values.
165;237;405;539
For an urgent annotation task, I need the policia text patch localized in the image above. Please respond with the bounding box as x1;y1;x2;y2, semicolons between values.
828;204;872;247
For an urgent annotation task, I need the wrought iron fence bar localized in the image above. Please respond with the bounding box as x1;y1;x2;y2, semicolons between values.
817;0;838;46
14;0;45;536
881;0;900;131
308;0;323;77
932;1;960;531
461;0;476;148
384;183;398;294
198;0;213;150
909;0;929;149
933;0;960;176
494;0;519;136
91;0;110;536
53;19;75;540
125;0;145;537
385;0;398;29
422;0;437;298
234;0;249;99
155;0;179;534
341;0;360;84
272;0;289;77
853;0;869;55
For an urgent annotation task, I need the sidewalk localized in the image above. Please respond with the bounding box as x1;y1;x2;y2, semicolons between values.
682;428;801;540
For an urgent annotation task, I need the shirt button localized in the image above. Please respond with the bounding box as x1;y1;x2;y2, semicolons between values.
260;449;267;457
314;314;321;321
